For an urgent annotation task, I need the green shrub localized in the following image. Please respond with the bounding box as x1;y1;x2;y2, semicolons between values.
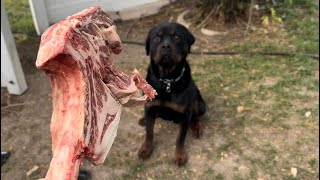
4;0;35;35
200;0;250;22
198;0;317;23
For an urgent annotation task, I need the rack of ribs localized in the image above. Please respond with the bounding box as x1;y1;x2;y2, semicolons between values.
35;6;156;180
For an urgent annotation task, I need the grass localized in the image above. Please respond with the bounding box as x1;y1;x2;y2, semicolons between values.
279;4;319;54
190;39;318;178
199;167;224;180
4;0;36;42
191;35;317;178
226;2;319;55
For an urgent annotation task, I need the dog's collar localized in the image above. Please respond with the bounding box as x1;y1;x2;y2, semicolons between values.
159;66;185;93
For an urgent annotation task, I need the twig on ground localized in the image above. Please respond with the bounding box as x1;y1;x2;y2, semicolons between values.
194;6;217;32
125;17;141;39
1;96;32;110
123;107;141;119
0;108;19;116
1;102;31;110
199;37;209;45
237;18;250;29
245;0;255;35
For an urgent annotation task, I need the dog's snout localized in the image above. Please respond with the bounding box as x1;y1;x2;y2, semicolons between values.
161;43;171;52
161;43;170;50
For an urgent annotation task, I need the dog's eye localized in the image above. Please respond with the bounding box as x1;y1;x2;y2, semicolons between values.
153;36;161;43
174;35;180;42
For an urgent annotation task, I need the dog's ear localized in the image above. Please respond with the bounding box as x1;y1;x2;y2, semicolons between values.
145;28;153;56
185;29;195;53
178;24;195;53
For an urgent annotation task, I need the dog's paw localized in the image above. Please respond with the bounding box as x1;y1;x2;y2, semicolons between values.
192;127;203;139
191;122;203;139
174;149;188;166
138;142;153;160
138;117;146;126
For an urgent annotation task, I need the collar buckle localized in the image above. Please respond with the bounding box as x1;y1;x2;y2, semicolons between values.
160;79;173;93
165;82;171;93
159;66;185;93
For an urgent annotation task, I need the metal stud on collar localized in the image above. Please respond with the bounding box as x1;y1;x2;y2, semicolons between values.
160;79;173;93
159;66;185;93
165;82;172;93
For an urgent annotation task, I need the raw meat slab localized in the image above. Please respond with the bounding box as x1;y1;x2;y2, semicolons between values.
35;6;156;180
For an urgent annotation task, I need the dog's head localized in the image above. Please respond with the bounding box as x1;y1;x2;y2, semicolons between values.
145;23;195;69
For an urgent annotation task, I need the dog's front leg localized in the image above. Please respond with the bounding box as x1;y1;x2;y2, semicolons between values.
138;107;156;160
174;112;191;166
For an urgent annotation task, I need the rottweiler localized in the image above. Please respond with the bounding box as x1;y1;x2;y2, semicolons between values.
138;23;206;166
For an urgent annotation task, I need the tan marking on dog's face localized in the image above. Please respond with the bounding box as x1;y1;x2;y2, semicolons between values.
154;47;162;65
152;28;181;68
157;30;164;36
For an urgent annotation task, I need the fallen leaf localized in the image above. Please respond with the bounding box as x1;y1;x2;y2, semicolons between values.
237;106;245;113
147;177;154;180
291;167;297;177
261;16;270;26
250;26;257;31
26;165;39;176
305;111;311;118
239;165;247;171
168;16;174;22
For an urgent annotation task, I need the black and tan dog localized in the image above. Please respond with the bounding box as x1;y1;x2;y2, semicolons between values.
138;23;206;166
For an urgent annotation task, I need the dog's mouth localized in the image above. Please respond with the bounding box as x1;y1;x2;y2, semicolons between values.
154;46;181;68
159;54;173;66
154;52;183;77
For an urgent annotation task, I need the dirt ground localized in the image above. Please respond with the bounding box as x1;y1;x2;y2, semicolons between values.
1;3;319;180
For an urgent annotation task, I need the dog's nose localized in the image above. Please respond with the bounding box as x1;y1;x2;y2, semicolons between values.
161;43;170;51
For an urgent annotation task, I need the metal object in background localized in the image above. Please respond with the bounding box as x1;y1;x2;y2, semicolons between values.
78;169;92;180
1;151;11;166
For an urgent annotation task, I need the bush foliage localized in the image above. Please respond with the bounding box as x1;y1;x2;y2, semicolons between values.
199;0;317;23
